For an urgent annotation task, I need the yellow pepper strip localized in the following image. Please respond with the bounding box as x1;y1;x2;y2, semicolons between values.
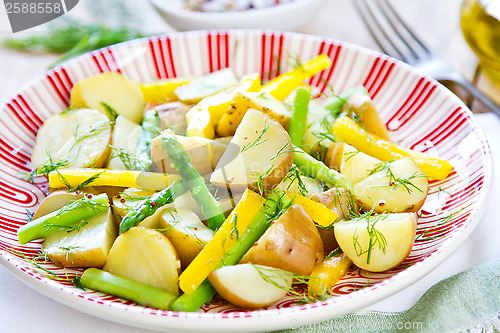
260;54;332;101
332;116;453;180
185;73;261;139
285;192;337;228
308;252;352;296
178;189;265;294
48;168;181;190
140;77;193;103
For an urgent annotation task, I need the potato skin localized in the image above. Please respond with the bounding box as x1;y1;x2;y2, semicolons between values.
241;204;324;276
309;188;358;253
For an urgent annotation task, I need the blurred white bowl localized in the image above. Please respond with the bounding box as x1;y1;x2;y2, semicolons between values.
149;0;326;31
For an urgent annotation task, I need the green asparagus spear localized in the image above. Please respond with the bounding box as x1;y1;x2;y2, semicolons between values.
288;87;311;146
170;279;217;312
135;109;161;171
80;268;177;310
293;146;354;192
18;193;109;244
161;132;226;231
119;181;186;234
171;190;292;312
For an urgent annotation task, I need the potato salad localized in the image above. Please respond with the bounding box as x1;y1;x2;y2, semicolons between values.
19;54;454;311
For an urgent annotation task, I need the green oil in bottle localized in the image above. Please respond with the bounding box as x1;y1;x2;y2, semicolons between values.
461;0;500;80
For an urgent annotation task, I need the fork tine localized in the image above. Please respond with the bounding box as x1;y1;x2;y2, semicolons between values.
378;0;431;56
353;0;409;62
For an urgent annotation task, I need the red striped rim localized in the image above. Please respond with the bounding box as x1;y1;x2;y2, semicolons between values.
0;30;492;327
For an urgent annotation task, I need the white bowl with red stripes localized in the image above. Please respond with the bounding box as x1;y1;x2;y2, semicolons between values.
150;0;326;31
0;30;492;332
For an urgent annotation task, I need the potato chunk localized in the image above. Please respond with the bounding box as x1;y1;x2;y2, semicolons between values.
241;204;324;276
107;115;141;170
335;213;417;272
354;157;429;213
103;227;181;296
42;208;117;268
70;72;145;123
210;109;293;193
160;208;214;269
31;108;111;169
150;132;228;176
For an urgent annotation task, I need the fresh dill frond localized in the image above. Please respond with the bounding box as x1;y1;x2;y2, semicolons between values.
229;213;239;240
23;151;72;183
368;161;426;194
68;171;105;192
101;102;119;121
415;208;464;242
240;120;272;152
109;145;149;171
352;211;389;264
70;121;112;151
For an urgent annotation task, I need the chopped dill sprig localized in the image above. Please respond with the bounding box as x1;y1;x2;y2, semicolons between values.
240;120;271;152
15;250;84;290
352;211;389;264
26;209;34;224
70;120;112;151
324;247;344;260
369;161;426;194
415;208;464;242
109;145;149;171
251;264;329;303
23;151;72;184
229;213;239;240
251;165;274;195
68;171;105;192
101;102;119;121
44;220;89;234
282;165;309;196
56;196;108;217
59;246;82;264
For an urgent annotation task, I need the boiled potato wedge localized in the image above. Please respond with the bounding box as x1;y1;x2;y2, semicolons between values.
160;208;214;269
334;213;417;272
216;91;292;137
241;204;324;276
150;131;228;175
155;102;192;135
339;144;382;184
42;208;117;268
354;157;429;213
208;264;292;309
107;116;142;170
174;68;238;104
31;108;111;170
70;72;145;124
210;109;293;193
343;89;391;140
34;189;97;220
103;227;181;296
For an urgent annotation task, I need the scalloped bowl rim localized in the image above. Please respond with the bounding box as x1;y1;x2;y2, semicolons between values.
0;30;493;332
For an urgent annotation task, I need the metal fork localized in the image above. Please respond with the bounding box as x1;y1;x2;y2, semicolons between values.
354;0;500;117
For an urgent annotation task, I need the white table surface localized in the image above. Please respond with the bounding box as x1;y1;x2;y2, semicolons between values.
1;0;500;332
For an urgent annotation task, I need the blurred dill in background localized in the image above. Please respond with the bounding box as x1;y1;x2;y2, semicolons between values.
2;0;152;68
